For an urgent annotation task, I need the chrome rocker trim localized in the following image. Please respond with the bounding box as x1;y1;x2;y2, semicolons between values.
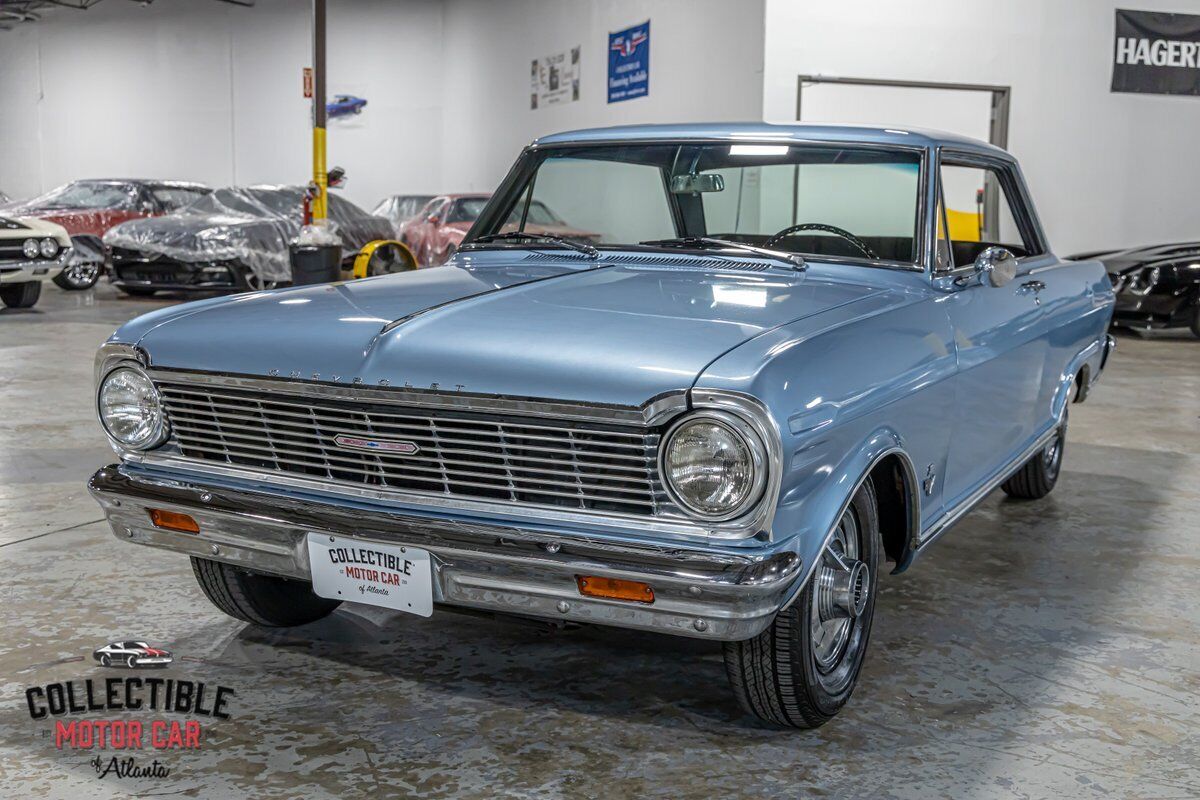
88;464;802;641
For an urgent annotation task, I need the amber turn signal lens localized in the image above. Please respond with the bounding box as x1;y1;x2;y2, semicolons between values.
576;575;655;604
148;508;200;533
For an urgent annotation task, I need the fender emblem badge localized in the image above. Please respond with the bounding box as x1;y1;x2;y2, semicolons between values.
334;434;420;455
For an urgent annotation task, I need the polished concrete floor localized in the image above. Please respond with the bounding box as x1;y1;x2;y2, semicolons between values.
1;283;1197;799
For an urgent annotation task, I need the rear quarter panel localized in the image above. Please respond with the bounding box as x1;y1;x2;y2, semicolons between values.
1039;257;1114;418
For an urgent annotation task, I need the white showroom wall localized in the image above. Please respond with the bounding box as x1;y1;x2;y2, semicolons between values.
0;0;765;210
0;0;448;211
438;0;766;191
762;0;1200;255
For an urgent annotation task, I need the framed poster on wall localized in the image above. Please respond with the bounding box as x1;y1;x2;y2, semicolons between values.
1112;9;1200;96
531;46;581;109
608;20;650;103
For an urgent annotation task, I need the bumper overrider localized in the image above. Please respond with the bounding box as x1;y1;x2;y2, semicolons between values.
88;464;802;641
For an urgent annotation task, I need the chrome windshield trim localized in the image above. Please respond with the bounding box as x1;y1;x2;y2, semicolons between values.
481;139;930;274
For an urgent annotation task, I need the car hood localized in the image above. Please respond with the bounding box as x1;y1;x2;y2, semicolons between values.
1076;242;1200;275
0;215;71;243
124;253;886;408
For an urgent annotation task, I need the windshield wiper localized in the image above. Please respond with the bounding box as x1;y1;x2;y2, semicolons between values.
468;231;599;259
639;236;805;270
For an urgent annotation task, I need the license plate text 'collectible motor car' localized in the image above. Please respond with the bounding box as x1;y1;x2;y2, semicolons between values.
88;124;1115;728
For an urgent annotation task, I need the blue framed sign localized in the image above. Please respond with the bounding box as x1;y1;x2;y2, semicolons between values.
608;20;650;103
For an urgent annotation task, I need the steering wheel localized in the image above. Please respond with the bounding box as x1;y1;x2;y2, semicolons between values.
763;223;877;260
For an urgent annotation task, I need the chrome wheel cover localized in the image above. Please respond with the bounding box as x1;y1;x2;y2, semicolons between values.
62;259;100;288
809;506;870;693
1043;427;1064;480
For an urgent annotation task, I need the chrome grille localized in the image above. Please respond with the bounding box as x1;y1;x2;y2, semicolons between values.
157;382;662;516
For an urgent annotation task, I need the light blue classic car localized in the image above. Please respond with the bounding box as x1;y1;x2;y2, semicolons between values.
89;123;1115;728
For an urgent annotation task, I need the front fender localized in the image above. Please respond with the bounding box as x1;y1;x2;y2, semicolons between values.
774;428;919;610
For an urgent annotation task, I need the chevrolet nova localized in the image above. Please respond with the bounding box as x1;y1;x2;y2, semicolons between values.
89;124;1115;728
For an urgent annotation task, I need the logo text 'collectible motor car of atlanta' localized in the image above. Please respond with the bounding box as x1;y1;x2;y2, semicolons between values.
22;643;237;782
88;123;1116;729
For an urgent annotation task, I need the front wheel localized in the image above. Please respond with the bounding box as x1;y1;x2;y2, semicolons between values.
190;557;341;627
0;281;41;308
1001;417;1065;499
723;478;880;728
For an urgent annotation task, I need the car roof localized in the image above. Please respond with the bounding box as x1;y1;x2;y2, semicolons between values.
533;122;1009;159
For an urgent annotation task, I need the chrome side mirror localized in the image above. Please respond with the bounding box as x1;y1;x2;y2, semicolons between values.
974;246;1017;288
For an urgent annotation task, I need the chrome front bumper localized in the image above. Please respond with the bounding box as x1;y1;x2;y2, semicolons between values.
0;251;70;283
89;465;801;641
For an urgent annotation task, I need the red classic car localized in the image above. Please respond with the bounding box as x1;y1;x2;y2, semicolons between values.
399;193;597;266
0;179;210;290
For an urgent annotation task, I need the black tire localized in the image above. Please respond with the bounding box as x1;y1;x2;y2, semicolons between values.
190;557;341;627
724;478;881;728
0;281;41;308
126;655;137;669
1001;418;1066;500
100;654;111;667
118;287;158;297
1190;306;1200;339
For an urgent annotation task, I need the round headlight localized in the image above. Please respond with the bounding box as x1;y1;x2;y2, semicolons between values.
98;366;166;449
22;238;39;259
662;415;763;518
40;238;60;258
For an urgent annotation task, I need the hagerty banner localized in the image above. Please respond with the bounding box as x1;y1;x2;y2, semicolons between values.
1112;8;1200;95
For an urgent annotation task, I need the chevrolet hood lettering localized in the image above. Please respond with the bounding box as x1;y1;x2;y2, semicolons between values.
123;254;887;408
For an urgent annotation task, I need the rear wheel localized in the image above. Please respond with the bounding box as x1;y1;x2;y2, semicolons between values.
126;655;137;669
99;654;111;667
1001;417;1066;499
0;281;41;308
190;557;341;627
724;478;880;728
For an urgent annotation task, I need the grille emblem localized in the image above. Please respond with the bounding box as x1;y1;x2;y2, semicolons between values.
334;434;420;455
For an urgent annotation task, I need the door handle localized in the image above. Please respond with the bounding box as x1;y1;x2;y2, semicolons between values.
1017;280;1045;293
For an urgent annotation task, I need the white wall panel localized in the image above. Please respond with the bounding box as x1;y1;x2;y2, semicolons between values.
762;0;1200;254
440;0;767;192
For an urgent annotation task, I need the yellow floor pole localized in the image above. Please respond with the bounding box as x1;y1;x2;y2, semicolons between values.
311;0;327;223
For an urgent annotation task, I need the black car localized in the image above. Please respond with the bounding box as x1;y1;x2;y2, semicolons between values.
1071;242;1200;337
103;185;395;295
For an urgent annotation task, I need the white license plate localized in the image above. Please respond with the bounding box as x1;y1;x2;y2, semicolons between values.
306;533;433;617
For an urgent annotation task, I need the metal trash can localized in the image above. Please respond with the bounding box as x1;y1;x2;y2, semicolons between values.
289;243;342;286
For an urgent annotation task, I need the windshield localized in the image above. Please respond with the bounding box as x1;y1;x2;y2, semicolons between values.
448;197;489;223
471;143;923;265
30;181;140;211
372;195;434;222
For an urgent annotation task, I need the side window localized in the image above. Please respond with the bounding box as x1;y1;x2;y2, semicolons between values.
151;188;202;211
940;163;1038;266
423;199;448;222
